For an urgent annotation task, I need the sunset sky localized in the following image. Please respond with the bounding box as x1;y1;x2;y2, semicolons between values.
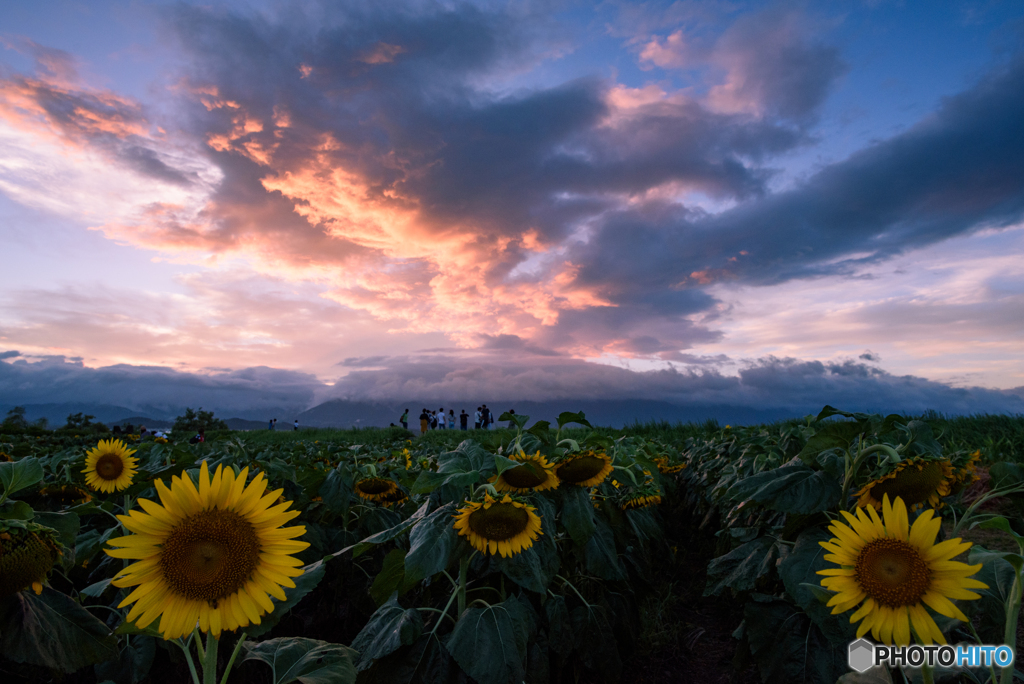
2;0;1023;419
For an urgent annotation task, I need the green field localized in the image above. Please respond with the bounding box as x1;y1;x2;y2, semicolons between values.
1;407;1023;683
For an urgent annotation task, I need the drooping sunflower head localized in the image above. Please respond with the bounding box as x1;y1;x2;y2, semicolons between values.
354;477;400;502
621;493;662;511
490;451;559;493
555;451;614;487
452;494;542;558
83;439;139;493
652;456;687;475
402;448;413;469
0;524;60;596
39;483;93;505
0;451;11;462
817;495;986;646
106;461;310;640
856;457;955;511
948;450;982;494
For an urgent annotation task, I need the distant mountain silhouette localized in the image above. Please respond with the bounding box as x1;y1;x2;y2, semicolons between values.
296;399;795;429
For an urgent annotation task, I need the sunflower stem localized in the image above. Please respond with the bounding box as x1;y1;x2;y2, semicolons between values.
999;565;1022;684
458;555;469;615
219;632;247;684
175;638;201;684
193;627;205;661
203;631;219;684
920;663;935;684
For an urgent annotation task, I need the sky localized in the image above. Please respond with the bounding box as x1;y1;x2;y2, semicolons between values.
1;0;1023;420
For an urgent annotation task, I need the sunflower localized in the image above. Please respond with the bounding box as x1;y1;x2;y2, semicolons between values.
817;495;986;646
652;456;686;474
83;439;139;493
354;477;400;502
949;450;981;494
106;461;310;640
490;451;559;493
39;483;93;505
555;451;614;487
621;493;662;510
453;494;542;558
0;524;60;596
0;451;11;462
856;457;955;510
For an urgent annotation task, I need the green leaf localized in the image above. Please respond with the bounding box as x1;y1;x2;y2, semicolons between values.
977;516;1024;549
703;536;778;596
0;499;34;520
778;528;857;645
243;637;358;684
963;545;1021;643
359;632;455;684
498;413;529;429
410;470;481;495
561;486;596;545
351;594;424;670
404;503;458;583
526;421;552;441
246;559;327;638
556;412;592;429
900;420;942;458
493;454;521;476
94;633;155;684
447;595;529;684
987;462;1024;490
581;515;625;581
491;527;559;594
370;549;419;606
318;469;353;514
0;457;44;497
338;501;429;559
727;462;842;514
743;597;847;684
544;595;572;657
0;587;118;672
797;421;864;466
34;511;80;569
570;605;621;683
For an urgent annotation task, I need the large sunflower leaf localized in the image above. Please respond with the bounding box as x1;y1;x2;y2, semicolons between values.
410;470;481;495
797;421;865;466
742;595;847;684
351;594;424;670
360;632;456;684
962;545;1019;643
369;549;419;606
778;528;856;645
492;523;559;593
0;457;43;497
404;503;458;584
33;510;80;570
338;500;430;559
561;485;596;545
246;559;328;638
570;604;621;684
242;637;358;684
726;461;841;514
703;535;778;597
0;587;118;672
447;595;529;684
544;594;573;657
318;469;353;515
581;515;625;581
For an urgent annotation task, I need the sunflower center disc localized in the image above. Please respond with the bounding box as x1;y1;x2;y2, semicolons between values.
95;454;125;480
855;538;931;607
468;504;529;541
870;462;946;506
358;479;393;495
160;509;261;603
502;463;546;489
556;456;604;484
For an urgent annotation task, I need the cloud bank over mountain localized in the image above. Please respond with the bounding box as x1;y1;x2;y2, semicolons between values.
3;353;1021;424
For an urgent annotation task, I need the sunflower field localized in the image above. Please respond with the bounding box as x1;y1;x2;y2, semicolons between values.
1;407;1023;684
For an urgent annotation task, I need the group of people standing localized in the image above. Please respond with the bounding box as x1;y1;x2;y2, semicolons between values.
401;406;496;435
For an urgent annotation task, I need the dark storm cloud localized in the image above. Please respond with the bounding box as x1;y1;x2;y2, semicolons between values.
0;356;320;416
4;355;1021;421
571;53;1024;304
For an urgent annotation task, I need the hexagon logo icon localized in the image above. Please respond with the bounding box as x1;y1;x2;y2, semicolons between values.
848;639;875;673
